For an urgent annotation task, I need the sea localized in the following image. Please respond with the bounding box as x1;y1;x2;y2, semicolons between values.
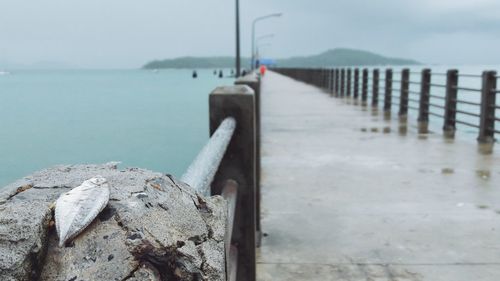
0;66;499;188
0;69;233;188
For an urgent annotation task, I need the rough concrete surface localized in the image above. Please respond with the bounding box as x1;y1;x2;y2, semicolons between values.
0;163;226;281
257;72;500;280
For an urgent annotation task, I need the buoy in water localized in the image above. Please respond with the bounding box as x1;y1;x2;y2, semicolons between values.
218;70;223;78
192;70;198;79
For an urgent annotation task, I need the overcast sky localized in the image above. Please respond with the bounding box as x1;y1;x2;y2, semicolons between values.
1;0;499;68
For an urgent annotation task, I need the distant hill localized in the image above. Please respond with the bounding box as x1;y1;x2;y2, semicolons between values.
142;48;420;69
276;48;420;67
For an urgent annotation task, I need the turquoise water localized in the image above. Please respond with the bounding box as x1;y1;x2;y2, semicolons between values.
0;69;232;188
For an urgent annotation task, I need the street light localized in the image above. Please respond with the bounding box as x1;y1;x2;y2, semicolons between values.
251;13;282;70
255;43;272;63
256;33;275;43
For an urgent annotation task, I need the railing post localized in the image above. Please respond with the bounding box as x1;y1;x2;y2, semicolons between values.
362;68;368;104
330;69;335;96
372;69;379;107
321;68;325;88
346;69;352;97
209;85;256;281
340;69;345;97
418;69;431;133
443;69;459;137
384;69;393;113
478;70;497;143
335;69;340;97
399;69;410;118
354;69;359;99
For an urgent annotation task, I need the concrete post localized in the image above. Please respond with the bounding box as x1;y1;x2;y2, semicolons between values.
418;69;431;133
209;85;256;281
399;69;410;117
362;68;368;103
354;69;360;99
335;69;340;97
443;69;459;138
340;69;345;97
346;69;352;97
478;71;497;143
372;69;379;107
384;69;393;112
234;76;261;239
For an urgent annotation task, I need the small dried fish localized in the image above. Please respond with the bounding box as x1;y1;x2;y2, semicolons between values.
55;176;110;246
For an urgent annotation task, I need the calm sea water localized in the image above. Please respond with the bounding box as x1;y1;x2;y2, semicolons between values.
0;69;233;188
1;66;499;188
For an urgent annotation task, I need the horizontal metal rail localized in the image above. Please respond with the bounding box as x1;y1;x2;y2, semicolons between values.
427;83;447;88
453;86;481;92
429;94;446;100
429;103;445;109
459;74;482;78
408;97;420;103
454;119;480;128
181;117;236;196
408;81;421;85
456;100;481;106
408;90;420;96
454;109;480;118
429;112;445;118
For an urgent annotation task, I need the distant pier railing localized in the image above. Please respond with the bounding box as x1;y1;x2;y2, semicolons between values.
273;67;499;143
182;73;261;281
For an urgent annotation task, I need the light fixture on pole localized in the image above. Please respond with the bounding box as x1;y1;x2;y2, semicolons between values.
251;13;282;70
256;33;275;43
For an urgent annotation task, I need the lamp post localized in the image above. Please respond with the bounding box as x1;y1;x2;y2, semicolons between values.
235;0;241;77
251;13;282;70
256;33;275;43
255;43;272;67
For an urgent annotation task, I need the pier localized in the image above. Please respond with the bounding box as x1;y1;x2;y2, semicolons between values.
256;70;500;280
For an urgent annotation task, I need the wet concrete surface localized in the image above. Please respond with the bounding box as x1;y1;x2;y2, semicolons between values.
257;72;500;280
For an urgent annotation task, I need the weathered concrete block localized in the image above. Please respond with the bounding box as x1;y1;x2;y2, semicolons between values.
0;163;226;281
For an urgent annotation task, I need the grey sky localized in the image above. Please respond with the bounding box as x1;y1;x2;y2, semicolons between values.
1;0;499;68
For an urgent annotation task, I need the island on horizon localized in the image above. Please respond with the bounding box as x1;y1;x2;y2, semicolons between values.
142;48;421;69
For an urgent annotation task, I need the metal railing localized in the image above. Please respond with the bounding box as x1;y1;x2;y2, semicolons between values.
181;117;236;196
274;67;498;143
181;76;261;281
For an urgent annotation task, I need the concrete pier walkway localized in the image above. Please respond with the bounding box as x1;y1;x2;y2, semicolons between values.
257;72;500;280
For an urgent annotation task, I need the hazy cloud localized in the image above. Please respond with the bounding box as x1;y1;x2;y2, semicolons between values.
0;0;499;68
